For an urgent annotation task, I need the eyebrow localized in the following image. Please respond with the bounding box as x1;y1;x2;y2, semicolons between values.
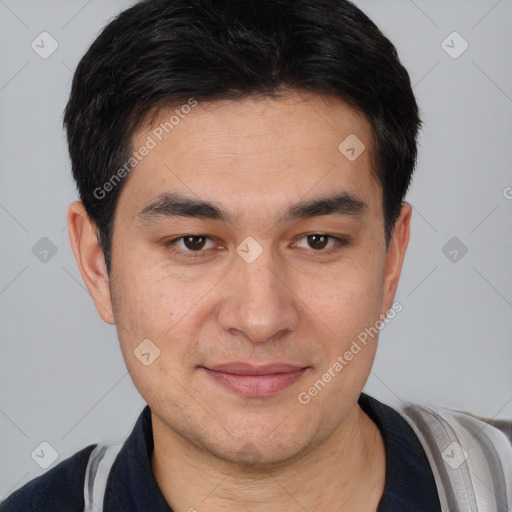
136;191;367;226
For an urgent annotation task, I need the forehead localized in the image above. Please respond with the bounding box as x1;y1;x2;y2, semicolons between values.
121;90;381;222
138;91;374;158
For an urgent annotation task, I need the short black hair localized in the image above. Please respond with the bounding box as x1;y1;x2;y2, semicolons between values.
64;0;421;275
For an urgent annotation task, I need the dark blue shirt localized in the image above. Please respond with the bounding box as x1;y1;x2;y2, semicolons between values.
0;393;442;511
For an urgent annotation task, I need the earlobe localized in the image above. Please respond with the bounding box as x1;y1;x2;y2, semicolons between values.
67;201;115;324
380;202;412;317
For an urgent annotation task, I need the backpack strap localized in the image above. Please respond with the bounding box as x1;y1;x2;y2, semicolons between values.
398;402;512;512
83;443;124;512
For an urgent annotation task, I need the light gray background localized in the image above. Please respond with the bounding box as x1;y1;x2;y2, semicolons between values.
1;0;511;498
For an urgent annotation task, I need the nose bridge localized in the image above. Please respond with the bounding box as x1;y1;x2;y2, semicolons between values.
218;239;299;343
240;253;281;307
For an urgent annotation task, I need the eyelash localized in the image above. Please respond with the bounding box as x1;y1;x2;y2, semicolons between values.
163;234;349;259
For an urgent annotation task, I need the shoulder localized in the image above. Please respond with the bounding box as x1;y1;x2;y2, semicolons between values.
397;401;512;511
454;410;512;444
0;444;96;512
399;402;512;449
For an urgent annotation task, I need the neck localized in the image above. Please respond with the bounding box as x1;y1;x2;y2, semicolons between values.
151;403;386;512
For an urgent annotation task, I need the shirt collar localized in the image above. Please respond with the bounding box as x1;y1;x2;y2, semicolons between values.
358;393;441;512
104;393;440;511
104;404;172;511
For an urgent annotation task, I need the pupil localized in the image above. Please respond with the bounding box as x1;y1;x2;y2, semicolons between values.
185;236;205;250
309;234;327;250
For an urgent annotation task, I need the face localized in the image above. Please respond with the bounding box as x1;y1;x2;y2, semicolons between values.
73;91;410;466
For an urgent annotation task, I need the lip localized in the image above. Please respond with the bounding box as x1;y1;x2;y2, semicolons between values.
200;362;309;397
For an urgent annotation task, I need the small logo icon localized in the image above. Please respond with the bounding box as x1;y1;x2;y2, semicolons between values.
442;441;468;469
31;32;59;59
134;339;161;366
338;134;366;161
503;186;512;200
236;236;263;264
441;32;469;59
32;237;58;263
442;236;468;263
31;441;59;469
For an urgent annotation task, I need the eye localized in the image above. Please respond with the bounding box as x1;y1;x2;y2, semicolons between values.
165;235;218;257
293;234;347;252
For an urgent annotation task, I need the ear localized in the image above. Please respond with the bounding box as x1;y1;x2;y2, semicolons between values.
380;202;412;317
67;201;115;324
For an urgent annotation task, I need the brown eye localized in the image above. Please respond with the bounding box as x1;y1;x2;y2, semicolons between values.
293;234;348;254
182;235;208;251
307;234;329;250
164;235;217;257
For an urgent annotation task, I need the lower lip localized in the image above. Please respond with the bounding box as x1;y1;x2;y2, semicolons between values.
201;368;307;397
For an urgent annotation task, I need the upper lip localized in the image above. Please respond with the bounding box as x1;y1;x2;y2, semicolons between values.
202;362;308;375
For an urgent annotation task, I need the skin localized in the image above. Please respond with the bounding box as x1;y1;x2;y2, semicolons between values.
68;90;411;511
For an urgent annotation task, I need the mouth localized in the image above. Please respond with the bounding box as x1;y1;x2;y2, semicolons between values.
199;362;310;397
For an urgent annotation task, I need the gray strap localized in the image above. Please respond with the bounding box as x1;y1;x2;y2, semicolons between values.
83;443;124;512
399;403;512;512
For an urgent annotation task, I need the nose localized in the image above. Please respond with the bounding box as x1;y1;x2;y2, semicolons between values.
216;246;300;344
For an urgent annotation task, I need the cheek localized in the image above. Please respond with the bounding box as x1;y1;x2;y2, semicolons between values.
297;266;383;403
110;256;219;374
296;269;382;406
112;255;193;334
111;267;198;405
301;261;382;333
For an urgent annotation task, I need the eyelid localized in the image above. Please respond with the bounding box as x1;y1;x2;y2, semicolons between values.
291;233;347;251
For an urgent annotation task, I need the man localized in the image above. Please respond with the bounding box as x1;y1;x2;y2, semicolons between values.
1;0;510;511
